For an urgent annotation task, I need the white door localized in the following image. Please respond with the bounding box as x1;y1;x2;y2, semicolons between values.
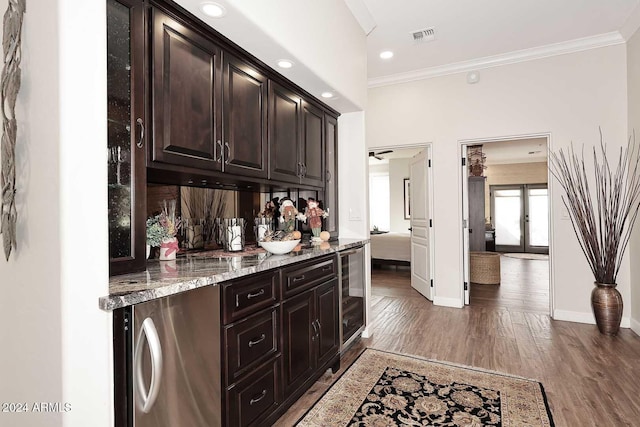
410;149;432;300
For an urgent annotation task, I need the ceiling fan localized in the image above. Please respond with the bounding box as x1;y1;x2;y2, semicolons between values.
368;150;393;160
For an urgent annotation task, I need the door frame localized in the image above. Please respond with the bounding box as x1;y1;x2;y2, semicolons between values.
367;143;435;301
459;133;555;316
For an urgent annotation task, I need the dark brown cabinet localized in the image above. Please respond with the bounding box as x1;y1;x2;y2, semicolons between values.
281;289;315;397
324;114;338;238
281;256;339;401
222;255;339;425
221;53;269;178
300;102;324;187
150;8;223;171
269;81;302;183
107;0;147;276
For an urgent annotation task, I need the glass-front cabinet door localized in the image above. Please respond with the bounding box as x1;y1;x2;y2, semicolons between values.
107;0;146;275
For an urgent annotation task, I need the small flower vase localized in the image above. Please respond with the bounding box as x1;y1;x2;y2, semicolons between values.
159;236;179;261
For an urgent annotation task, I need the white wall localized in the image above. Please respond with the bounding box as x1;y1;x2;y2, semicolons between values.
229;0;367;110
0;1;112;426
388;158;411;232
190;0;367;112
366;45;631;325
628;28;640;335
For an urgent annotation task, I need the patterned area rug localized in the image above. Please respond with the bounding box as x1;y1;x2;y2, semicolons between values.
297;349;554;426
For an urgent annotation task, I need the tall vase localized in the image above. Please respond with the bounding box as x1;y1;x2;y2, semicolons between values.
591;282;623;336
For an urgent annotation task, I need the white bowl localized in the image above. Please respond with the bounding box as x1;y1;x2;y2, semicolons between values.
258;239;301;255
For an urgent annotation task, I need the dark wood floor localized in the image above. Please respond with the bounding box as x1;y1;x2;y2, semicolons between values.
275;265;640;426
470;254;550;314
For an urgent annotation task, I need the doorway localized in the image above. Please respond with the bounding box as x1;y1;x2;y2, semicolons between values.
460;136;552;314
367;145;435;301
491;184;549;254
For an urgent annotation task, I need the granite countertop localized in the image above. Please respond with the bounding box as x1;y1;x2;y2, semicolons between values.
100;238;369;311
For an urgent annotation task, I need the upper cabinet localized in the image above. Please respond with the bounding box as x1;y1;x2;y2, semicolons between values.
269;81;325;187
222;53;269;178
107;0;147;276
150;8;223;171
269;81;302;184
324;114;338;238
300;101;324;187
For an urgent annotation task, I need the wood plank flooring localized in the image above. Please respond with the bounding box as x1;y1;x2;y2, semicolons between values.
470;254;550;314
275;265;640;426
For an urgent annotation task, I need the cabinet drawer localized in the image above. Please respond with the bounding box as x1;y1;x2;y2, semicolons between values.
224;307;279;385
222;270;279;324
281;255;337;298
226;357;281;427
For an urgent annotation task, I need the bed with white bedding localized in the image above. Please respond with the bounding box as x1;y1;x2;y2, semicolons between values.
370;232;411;266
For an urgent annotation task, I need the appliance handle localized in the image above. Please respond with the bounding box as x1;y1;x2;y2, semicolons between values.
134;317;163;414
340;247;362;257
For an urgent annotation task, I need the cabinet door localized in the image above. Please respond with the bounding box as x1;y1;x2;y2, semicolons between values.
269;81;302;184
151;8;222;171
300;102;324;187
281;289;315;398
107;0;147;276
222;53;268;178
324;114;338;238
315;278;339;368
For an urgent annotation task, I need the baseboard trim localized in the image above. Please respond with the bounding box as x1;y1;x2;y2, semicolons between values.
553;309;630;328
360;327;372;339
631;318;640;337
433;296;464;308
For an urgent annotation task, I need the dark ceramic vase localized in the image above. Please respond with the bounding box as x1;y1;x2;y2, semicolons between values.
591;282;623;336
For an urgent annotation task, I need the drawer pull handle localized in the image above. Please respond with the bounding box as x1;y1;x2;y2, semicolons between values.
292;275;305;283
249;389;267;405
248;334;266;348
322;265;332;272
247;289;265;299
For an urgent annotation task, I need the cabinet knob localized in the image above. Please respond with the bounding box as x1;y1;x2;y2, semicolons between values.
326;170;332;183
301;163;307;177
135;118;144;149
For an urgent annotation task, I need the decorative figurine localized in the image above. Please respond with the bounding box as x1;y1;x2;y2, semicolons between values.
299;197;329;241
279;197;299;232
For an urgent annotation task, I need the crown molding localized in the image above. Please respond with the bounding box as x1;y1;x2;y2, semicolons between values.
368;32;625;88
620;3;640;40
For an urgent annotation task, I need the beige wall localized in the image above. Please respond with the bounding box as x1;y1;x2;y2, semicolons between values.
484;162;548;219
628;28;640;335
388;158;411;232
0;1;113;426
367;44;630;322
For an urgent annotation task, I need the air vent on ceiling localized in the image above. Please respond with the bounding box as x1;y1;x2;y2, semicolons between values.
411;27;436;43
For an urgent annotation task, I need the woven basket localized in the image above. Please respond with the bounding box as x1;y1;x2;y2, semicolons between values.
470;251;501;285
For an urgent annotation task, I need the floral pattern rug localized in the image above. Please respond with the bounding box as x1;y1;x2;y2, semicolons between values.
296;349;554;427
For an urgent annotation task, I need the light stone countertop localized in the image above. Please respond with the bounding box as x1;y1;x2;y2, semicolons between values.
100;238;369;311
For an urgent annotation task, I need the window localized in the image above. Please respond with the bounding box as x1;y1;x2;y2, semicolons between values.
369;173;390;231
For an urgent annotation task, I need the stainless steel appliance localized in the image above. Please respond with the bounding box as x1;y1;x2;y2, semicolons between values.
339;246;366;350
114;285;222;427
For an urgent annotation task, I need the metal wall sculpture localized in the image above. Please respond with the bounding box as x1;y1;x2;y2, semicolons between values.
0;0;25;261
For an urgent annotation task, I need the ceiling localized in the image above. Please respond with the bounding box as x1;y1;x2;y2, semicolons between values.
368;147;424;165
476;137;548;165
351;0;640;81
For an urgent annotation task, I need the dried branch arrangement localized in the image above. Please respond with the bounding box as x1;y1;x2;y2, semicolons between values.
549;130;640;284
0;0;25;261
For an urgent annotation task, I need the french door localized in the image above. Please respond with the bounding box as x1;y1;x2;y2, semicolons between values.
491;184;548;254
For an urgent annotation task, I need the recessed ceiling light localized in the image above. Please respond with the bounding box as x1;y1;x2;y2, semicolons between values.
379;50;394;59
321;92;334;98
201;2;226;18
277;59;294;69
